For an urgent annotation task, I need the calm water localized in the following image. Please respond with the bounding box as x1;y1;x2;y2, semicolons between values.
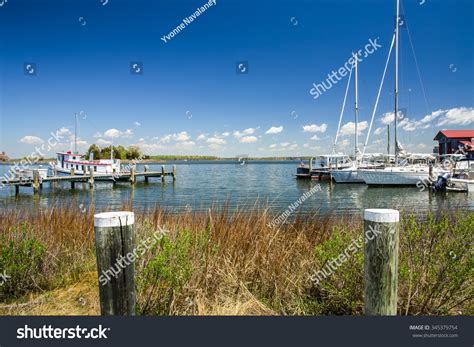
0;161;472;215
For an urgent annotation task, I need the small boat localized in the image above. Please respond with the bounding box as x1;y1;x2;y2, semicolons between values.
15;167;49;180
54;151;121;175
447;178;474;193
296;154;353;179
54;114;121;175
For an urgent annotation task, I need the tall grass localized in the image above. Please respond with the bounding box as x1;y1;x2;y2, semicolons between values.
0;205;472;315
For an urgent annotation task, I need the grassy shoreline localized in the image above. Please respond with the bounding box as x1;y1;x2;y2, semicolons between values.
0;206;472;315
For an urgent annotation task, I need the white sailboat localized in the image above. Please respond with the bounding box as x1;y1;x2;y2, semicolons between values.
330;52;365;183
358;0;444;186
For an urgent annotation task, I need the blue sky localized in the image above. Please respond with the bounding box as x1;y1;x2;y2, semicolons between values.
0;0;473;158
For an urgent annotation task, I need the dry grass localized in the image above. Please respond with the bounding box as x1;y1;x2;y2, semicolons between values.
0;205;472;316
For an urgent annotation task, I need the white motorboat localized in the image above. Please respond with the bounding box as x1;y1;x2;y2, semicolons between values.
447;178;474;193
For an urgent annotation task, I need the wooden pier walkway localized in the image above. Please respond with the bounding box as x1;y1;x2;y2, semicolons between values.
3;165;176;196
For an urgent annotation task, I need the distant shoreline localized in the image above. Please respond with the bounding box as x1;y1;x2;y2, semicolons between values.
0;157;308;165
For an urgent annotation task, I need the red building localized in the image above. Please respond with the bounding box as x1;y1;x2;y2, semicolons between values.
433;130;474;159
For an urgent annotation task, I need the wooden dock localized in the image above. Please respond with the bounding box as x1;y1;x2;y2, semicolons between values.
3;165;176;196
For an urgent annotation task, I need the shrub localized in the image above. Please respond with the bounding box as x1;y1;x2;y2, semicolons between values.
0;223;46;300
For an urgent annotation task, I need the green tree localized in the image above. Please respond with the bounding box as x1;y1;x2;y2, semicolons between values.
126;145;143;160
86;144;101;160
115;145;127;160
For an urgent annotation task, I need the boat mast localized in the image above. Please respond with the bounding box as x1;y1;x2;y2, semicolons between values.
74;113;78;153
354;52;359;161
394;0;400;163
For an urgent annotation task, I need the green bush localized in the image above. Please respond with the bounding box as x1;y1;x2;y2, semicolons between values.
398;212;474;315
0;223;46;300
306;224;364;315
137;228;195;315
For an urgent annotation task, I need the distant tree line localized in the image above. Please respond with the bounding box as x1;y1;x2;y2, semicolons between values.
86;144;144;160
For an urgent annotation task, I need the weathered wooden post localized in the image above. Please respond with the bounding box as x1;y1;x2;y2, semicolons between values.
94;211;136;315
144;165;148;183
89;168;94;188
364;209;400;315
130;166;136;184
32;170;40;193
173;165;177;181
161;165;165;183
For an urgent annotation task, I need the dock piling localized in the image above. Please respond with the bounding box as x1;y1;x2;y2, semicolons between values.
32;170;40;193
173;165;176;181
161;165;165;183
363;209;400;315
144;165;148;183
130;167;136;184
94;211;136;315
89;169;94;188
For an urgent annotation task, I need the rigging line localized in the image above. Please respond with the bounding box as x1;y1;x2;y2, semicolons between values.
332;61;354;153
401;0;430;115
362;33;396;157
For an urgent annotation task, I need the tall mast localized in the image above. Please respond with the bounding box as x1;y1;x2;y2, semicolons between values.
74;113;78;152
394;0;400;163
354;52;359;160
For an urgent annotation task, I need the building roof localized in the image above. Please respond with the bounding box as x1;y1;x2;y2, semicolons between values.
434;130;474;141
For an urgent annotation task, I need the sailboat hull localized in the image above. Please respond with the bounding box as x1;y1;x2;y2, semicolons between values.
330;169;365;183
358;167;433;186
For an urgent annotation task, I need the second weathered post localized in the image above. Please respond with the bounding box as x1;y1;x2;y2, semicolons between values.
94;211;136;315
364;209;400;315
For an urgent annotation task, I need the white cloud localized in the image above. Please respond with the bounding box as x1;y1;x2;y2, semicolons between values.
374;127;385;135
436;107;474;126
57;127;72;136
243;128;255;135
380;111;405;125
206;137;226;145
269;144;277;149
265;126;283;134
280;142;290;147
310;135;320;140
197;134;206;141
239;136;257;143
339;121;368;136
104;128;122;138
234;128;256;138
221;132;230;137
134;121;141;127
122;129;134;138
159;131;191;143
173;131;191;142
20;136;44;145
378;107;473;133
302;123;328;133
